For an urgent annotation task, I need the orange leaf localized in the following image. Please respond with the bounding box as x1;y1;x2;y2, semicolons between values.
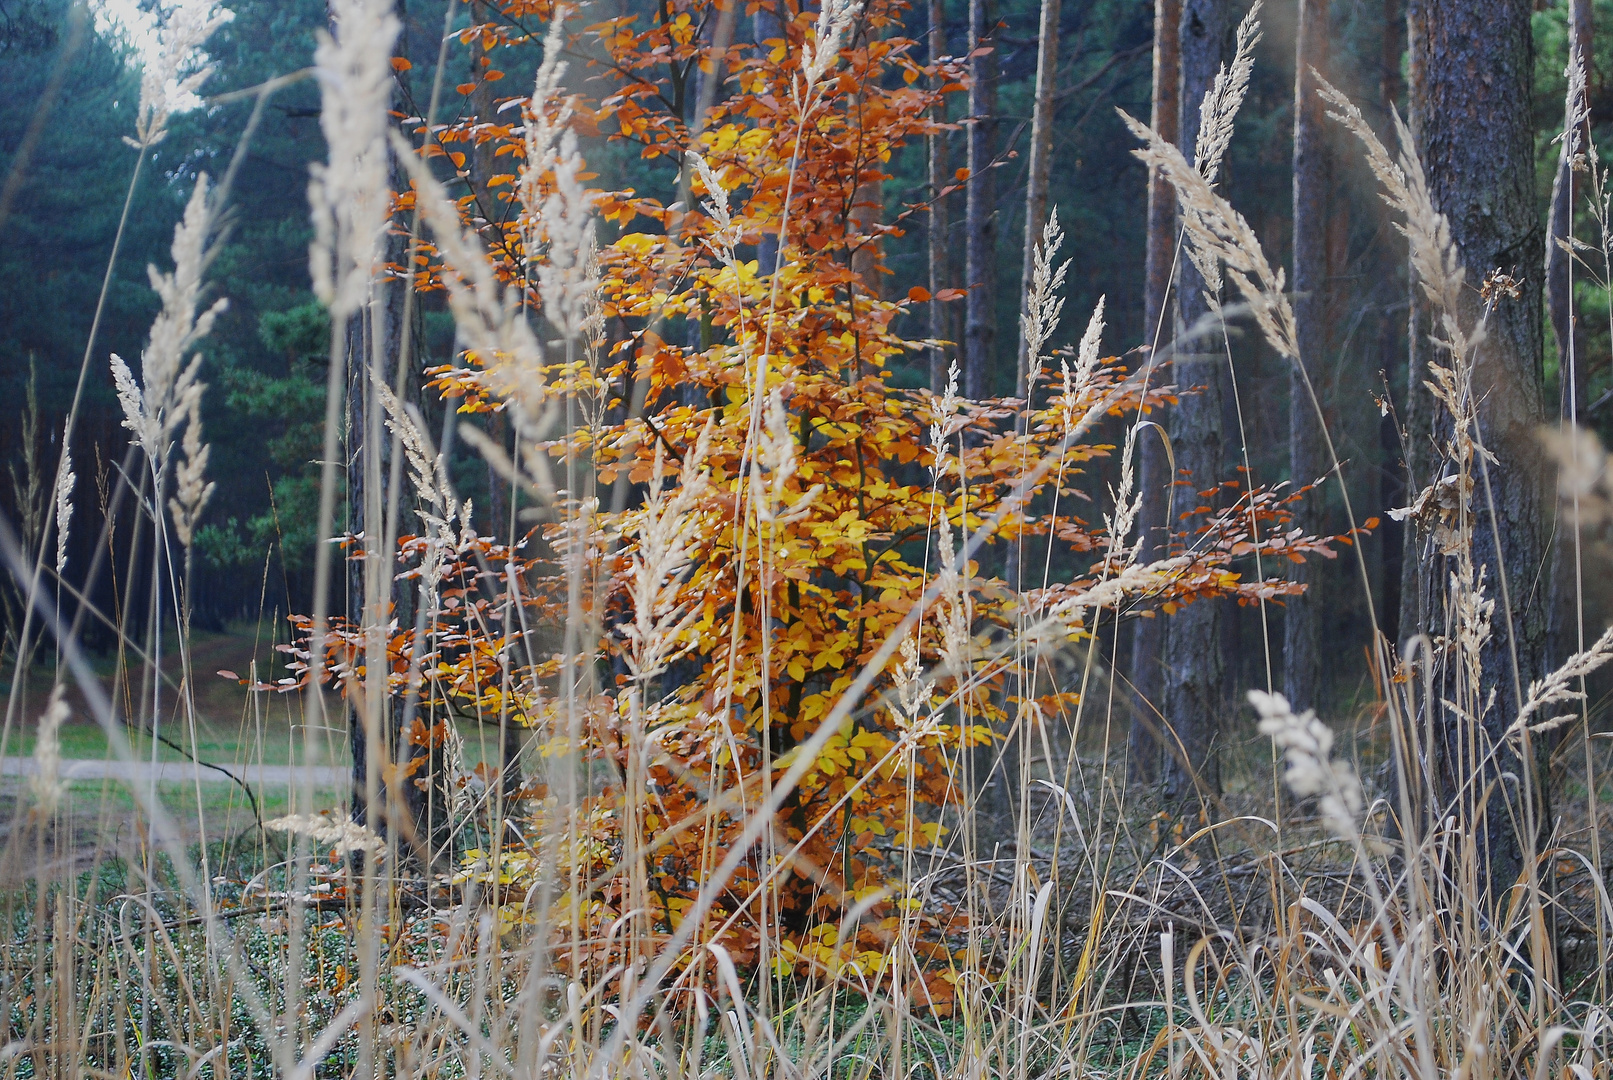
456;82;477;95
907;285;931;302
391;56;413;72
954;167;970;182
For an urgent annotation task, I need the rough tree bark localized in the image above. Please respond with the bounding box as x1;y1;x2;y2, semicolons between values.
928;0;950;391
1015;0;1060;397
1285;0;1329;711
1127;0;1181;787
1547;0;1592;668
963;0;997;400
1409;0;1548;907
1159;0;1230;804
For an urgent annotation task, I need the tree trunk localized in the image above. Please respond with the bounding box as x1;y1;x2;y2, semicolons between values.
470;0;511;540
1015;0;1060;398
963;0;997;400
1410;0;1548;909
1399;0;1434;656
346;304;370;825
756;2;785;280
1378;0;1405;648
849;19;885;301
1285;0;1329;711
1159;0;1230;805
1127;0;1181;787
1547;0;1592;669
928;0;950;391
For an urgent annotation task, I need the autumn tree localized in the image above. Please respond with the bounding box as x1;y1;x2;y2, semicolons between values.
276;0;1351;990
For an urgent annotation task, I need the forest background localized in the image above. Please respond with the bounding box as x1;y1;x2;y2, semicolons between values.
0;0;1469;694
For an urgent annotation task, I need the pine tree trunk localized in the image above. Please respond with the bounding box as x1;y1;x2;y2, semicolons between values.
1159;0;1230;805
1410;0;1548;908
1547;0;1592;669
1127;0;1181;787
928;0;950;391
1285;0;1328;711
1015;0;1059;398
963;0;997;400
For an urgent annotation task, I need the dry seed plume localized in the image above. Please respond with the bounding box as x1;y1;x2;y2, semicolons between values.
308;0;400;319
52;439;73;574
265;813;384;856
1315;75;1477;361
1020;208;1070;392
128;2;235;150
29;685;68;814
622;422;716;682
393;131;549;412
169;396;215;548
800;0;863;95
110;175;227;470
1192;0;1262;186
1248;689;1363;839
1509;624;1613;740
1121;109;1299;362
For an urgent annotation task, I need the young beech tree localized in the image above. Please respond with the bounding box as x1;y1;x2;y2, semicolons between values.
280;0;1347;990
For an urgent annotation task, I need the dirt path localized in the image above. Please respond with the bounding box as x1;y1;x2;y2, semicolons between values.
0;758;349;786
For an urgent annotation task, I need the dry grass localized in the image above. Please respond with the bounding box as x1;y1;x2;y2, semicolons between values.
3;4;1613;1080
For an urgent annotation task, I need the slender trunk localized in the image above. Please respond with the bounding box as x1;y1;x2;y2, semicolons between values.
1400;0;1433;656
963;0;997;400
1547;0;1592;668
1379;0;1405;648
756;2;785;279
1378;308;1405;645
1015;0;1060;397
849;23;885;300
1127;0;1180;787
1285;0;1329;711
470;0;511;538
928;0;950;390
1411;0;1547;909
1159;0;1230;805
346;311;369;825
